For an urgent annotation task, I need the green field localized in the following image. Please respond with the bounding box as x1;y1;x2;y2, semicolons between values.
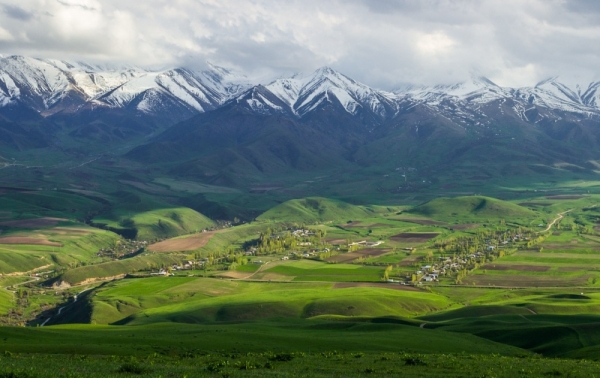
0;187;600;375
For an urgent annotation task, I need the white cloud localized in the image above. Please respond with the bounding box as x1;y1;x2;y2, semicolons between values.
0;26;13;41
0;0;598;89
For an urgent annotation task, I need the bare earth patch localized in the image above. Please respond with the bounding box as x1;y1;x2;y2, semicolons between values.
0;237;62;247
49;227;92;235
254;273;295;281
333;282;421;291
149;231;222;252
541;243;596;250
483;264;550;272
398;256;423;266
390;233;440;243
546;195;587;200
463;274;590;287
449;224;480;230
342;222;391;229
217;271;254;279
326;248;391;263
558;266;588;272
397;218;446;226
519;202;552;207
324;238;347;245
0;217;66;228
341;221;362;228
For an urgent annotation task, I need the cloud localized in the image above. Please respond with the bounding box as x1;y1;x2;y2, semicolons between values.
1;4;33;20
0;0;598;89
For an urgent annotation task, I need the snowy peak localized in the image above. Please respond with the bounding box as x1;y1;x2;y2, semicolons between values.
3;54;600;127
264;66;398;120
233;85;292;115
0;55;251;118
400;73;509;105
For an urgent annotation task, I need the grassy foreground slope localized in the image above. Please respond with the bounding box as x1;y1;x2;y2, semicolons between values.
54;277;453;325
407;196;537;221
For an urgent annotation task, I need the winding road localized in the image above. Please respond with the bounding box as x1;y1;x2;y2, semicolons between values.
40;288;92;327
539;209;572;233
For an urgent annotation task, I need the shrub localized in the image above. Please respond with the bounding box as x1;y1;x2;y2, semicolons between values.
117;363;145;374
404;356;427;366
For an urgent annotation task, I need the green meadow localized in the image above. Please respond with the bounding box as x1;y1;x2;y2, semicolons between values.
1;185;600;375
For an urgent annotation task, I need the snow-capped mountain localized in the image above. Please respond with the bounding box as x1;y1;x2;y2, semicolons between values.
397;74;511;105
4;54;600;130
231;66;399;123
0;55;251;119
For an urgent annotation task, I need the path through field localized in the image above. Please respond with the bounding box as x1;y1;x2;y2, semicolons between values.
540;210;572;233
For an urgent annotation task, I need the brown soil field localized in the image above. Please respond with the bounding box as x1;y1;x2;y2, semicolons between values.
327;253;361;263
390;233;439;243
358;248;391;257
333;282;421;291
0;217;66;228
253;272;295;281
398;256;423;266
217;271;254;279
326;248;391;263
324;238;347;245
149;231;221;252
0;237;62;246
449;224;479;230
48;227;92;235
558;266;588;272
483;264;550;272
518;202;552;207
541;243;597;250
342;222;391;229
398;219;446;226
463;274;590;287
546;195;588;200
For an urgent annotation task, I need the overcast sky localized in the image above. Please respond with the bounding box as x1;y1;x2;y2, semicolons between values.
0;0;599;89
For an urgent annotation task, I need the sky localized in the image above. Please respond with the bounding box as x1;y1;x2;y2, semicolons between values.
0;0;599;89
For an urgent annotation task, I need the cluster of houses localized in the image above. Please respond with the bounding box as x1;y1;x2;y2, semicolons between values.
96;240;148;259
150;260;205;276
291;229;316;237
412;234;532;283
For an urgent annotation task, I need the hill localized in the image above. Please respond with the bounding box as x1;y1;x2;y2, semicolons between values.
94;207;215;240
256;197;375;223
407;196;537;221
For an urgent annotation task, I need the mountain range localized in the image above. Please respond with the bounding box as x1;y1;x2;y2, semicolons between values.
2;54;600;189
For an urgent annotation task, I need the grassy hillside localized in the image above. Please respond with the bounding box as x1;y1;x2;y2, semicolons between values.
0;221;120;274
58;253;186;285
257;197;376;223
407;196;537;221
95;207;214;240
55;277;453;325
